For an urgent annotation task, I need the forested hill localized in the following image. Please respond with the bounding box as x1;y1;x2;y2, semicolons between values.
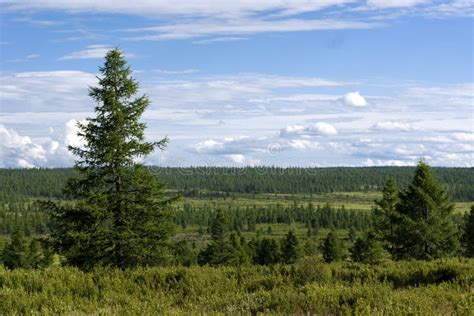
1;166;473;201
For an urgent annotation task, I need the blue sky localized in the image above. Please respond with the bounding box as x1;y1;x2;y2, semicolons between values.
0;0;473;168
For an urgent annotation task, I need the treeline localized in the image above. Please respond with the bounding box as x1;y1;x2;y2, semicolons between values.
0;201;372;236
1;166;473;201
176;202;372;232
0;202;51;236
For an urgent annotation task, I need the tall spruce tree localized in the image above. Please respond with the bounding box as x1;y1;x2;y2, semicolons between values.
392;161;459;260
45;49;173;269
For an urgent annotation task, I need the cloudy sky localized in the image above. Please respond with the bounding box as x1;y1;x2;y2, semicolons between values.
0;0;473;168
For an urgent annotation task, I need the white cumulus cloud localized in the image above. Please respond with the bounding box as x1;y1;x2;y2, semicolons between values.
0;120;85;168
340;91;368;107
0;125;47;168
280;122;337;137
287;139;321;150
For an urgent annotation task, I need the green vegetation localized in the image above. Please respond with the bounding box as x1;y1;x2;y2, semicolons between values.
322;230;344;263
463;205;474;257
43;49;173;270
0;49;473;314
1;258;472;314
1;230;52;269
1;166;473;202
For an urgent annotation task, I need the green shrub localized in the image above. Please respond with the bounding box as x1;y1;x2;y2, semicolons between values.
0;257;472;314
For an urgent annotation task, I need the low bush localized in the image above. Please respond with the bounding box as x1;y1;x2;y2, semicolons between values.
1;257;472;314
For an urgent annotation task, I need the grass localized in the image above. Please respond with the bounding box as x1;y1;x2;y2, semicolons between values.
175;192;471;213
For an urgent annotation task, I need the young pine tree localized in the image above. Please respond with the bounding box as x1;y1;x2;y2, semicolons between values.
350;231;388;264
322;231;344;263
2;230;31;269
226;232;250;266
254;238;280;265
198;209;230;266
44;49;173;270
463;205;474;257
281;230;300;264
373;178;400;251
393;161;459;260
211;209;227;241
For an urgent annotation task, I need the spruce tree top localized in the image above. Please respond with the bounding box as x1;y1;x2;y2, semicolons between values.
71;48;167;173
398;160;454;219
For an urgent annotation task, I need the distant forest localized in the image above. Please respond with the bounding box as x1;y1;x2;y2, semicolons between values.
1;166;473;201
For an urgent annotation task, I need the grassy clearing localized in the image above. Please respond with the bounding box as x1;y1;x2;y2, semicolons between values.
175;192;471;214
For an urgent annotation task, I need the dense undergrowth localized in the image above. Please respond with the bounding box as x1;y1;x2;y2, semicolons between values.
1;257;473;315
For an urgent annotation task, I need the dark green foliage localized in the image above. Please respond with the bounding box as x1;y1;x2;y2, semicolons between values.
322;231;344;263
172;240;197;267
1;199;374;236
2;230;30;269
175;202;372;233
2;166;473;202
281;230;300;264
392;161;460;260
28;239;45;268
463;205;474;257
227;232;250;265
373;178;399;250
348;227;357;243
197;237;248;266
350;232;388;264
43;49;173;270
267;226;272;234
210;209;227;241
198;211;249;266
1;231;51;269
303;238;319;256
254;238;280;265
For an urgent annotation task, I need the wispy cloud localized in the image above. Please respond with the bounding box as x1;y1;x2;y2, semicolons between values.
192;36;249;45
366;0;430;9
13;16;63;26
6;53;40;63
59;45;120;60
0;70;97;112
421;0;474;18
370;121;418;131
125;19;378;41
0;0;353;17
154;69;199;75
3;0;469;46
